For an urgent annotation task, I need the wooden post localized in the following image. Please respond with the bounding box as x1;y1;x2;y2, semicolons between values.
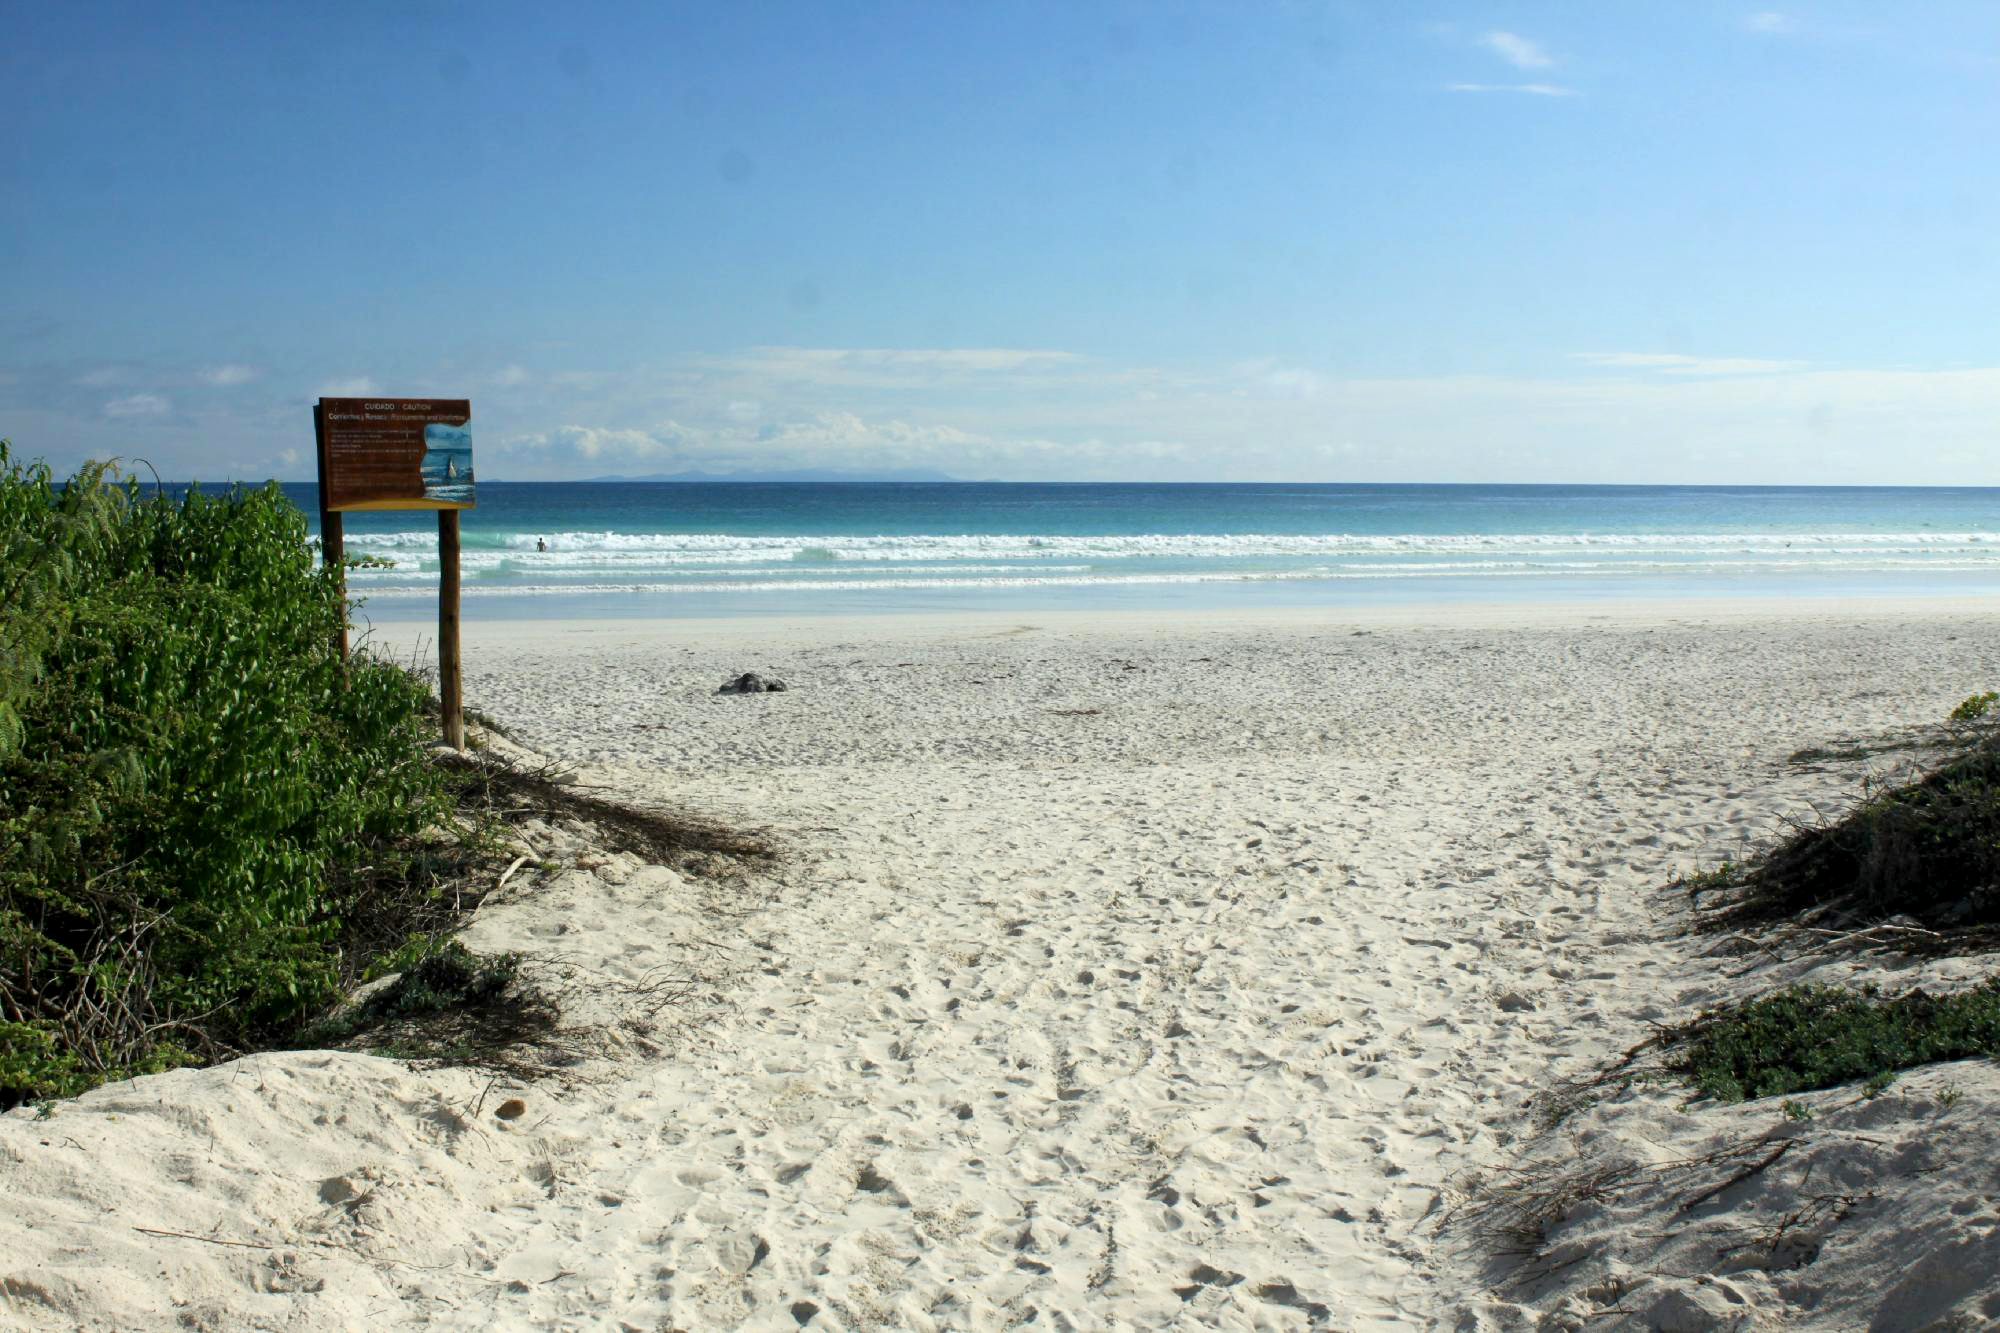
312;403;348;661
438;508;464;750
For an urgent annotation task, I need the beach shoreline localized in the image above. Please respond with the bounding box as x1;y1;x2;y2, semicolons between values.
6;600;2000;1328
360;589;2000;656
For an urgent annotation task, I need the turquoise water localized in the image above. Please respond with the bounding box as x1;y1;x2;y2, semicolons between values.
285;482;2000;621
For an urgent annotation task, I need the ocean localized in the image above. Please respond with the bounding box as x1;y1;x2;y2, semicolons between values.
283;482;2000;622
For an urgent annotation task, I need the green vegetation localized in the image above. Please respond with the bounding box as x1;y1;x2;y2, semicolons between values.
0;444;447;1106
297;938;533;1063
1687;695;2000;938
341;940;519;1024
1949;691;1997;723
1641;693;2000;1106
1476;699;2000;1265
0;444;772;1107
1661;979;2000;1103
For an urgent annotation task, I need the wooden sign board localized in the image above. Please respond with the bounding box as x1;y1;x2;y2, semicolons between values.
317;398;473;511
312;394;473;750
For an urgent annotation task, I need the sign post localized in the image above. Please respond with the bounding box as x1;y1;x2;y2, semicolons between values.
311;403;347;662
314;397;475;749
438;508;464;750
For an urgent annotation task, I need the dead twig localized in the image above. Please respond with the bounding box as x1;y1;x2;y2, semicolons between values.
132;1225;274;1252
132;1225;506;1284
1674;1138;1792;1216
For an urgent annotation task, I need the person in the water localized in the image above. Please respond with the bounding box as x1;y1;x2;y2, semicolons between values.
536;538;547;552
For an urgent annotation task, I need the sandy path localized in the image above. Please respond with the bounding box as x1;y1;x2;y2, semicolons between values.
390;603;1998;1329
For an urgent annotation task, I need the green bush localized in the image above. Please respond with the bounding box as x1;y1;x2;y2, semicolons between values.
1688;732;2000;934
301;939;521;1049
1665;979;2000;1103
1951;691;1998;723
0;444;447;1105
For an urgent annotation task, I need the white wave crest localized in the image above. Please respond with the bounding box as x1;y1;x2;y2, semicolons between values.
339;529;2000;565
346;554;2000;597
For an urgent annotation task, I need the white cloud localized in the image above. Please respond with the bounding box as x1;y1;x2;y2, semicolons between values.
1264;368;1329;398
74;366;128;387
783;347;1081;372
19;345;1999;485
199;364;257;387
499;410;1010;476
1237;362;1335;398
491;365;531;387
1744;12;1796;34
1480;31;1553;69
705;346;1088;389
104;393;169;417
751;410;981;452
1573;352;1809;375
1447;83;1576;97
318;376;377;396
502;424;689;464
472;350;1995;483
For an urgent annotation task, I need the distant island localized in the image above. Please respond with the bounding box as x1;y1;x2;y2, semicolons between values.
579;468;963;483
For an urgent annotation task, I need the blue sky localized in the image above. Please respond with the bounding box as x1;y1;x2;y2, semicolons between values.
4;1;1997;483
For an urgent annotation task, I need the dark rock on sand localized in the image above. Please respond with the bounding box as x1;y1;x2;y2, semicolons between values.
719;672;788;694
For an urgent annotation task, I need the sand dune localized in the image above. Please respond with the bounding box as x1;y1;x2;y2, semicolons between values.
4;599;1997;1329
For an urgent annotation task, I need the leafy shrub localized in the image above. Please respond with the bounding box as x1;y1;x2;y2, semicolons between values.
1664;979;2000;1103
0;454;123;758
302;939;520;1045
1951;691;1998;723
0;444;447;1105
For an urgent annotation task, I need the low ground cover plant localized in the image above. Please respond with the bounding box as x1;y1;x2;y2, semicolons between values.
1661;978;2000;1103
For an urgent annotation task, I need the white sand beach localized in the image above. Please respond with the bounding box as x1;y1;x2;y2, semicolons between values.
5;597;2000;1330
